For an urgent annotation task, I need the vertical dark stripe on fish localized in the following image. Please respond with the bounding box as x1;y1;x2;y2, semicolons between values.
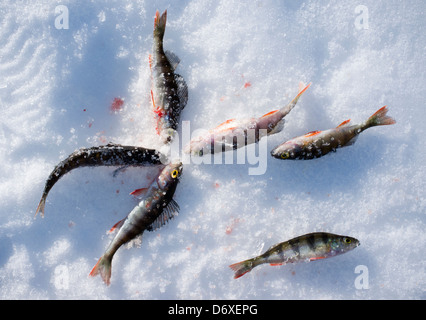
288;239;300;257
306;233;317;251
321;232;329;246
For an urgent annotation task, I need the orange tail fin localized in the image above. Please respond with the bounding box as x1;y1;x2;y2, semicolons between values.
366;106;396;126
89;255;112;286
229;259;254;279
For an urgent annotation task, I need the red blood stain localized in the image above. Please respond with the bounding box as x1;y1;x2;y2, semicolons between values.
244;82;251;88
110;97;124;112
225;218;241;235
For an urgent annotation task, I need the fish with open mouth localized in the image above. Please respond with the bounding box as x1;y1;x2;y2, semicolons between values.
271;106;396;160
150;9;188;143
184;83;310;156
89;162;182;285
229;232;360;279
35;143;164;217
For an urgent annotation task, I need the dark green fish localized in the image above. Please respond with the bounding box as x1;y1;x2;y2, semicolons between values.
229;232;360;279
271;106;396;160
35;143;164;217
150;9;188;143
89;162;182;285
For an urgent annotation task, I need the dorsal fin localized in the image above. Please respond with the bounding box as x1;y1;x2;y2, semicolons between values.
174;74;188;109
261;110;279;118
147;199;180;231
165;50;180;71
336;119;351;128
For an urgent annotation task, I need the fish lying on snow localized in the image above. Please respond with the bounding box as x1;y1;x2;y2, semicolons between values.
35;143;164;217
184;83;310;156
271;106;396;160
229;232;360;279
90;162;182;285
150;9;188;144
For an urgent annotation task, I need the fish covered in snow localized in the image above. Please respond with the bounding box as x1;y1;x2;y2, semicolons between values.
184;83;310;156
35;143;164;217
229;232;360;279
89;161;182;285
150;9;188;143
271;106;396;160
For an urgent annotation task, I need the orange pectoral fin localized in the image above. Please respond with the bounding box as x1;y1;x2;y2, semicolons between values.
304;130;321;137
270;263;283;266
130;187;149;197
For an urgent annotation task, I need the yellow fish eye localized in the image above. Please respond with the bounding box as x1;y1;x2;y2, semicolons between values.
280;152;289;159
170;169;179;179
344;238;351;244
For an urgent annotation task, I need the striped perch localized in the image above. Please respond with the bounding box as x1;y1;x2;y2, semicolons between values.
150;9;188;144
229;232;360;279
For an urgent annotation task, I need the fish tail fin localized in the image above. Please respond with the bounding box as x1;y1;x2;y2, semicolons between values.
89;255;112;286
229;258;254;279
280;82;311;116
153;9;167;39
35;196;46;218
364;106;396;129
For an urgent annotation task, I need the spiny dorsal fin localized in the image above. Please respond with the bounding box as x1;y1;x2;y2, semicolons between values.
165;50;180;71
147;199;180;231
174;74;188;109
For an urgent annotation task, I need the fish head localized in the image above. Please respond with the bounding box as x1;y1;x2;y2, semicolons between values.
157;161;183;189
270;141;303;160
331;235;360;254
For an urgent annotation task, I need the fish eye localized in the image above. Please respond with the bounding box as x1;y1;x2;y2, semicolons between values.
280;152;289;159
170;169;179;179
344;237;351;244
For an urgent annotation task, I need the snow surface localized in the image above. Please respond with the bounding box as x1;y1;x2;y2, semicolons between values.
0;0;425;299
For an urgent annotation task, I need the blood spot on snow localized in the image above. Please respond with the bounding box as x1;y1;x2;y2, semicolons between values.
110;97;124;112
244;82;251;88
225;218;242;235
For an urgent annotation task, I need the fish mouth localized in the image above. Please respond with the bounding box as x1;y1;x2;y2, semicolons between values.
270;147;281;158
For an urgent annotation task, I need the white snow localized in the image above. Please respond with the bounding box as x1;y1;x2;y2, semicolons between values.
0;0;425;299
